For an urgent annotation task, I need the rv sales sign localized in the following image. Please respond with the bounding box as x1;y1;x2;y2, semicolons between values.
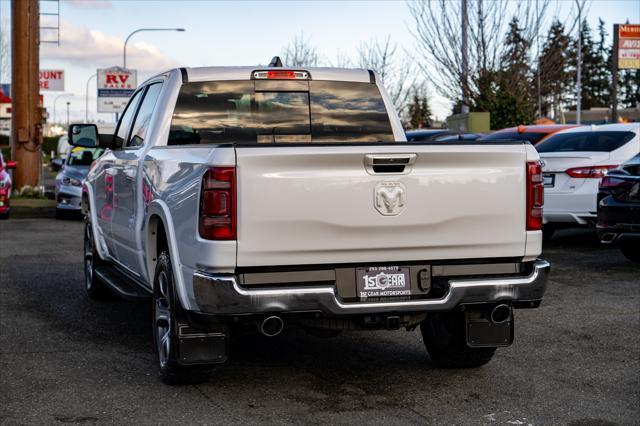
97;67;137;113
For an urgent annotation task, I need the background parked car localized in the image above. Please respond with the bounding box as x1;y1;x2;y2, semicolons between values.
478;124;579;145
0;151;17;219
405;129;451;141
432;133;483;142
597;153;640;262
536;123;640;236
50;135;71;172
55;146;104;218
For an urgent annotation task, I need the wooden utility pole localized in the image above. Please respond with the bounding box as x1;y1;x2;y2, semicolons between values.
11;0;42;190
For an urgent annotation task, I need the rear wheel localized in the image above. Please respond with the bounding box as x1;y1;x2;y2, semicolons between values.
621;242;640;262
84;219;111;299
420;312;496;368
153;251;214;385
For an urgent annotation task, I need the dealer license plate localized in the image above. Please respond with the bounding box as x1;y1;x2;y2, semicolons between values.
356;266;411;299
543;173;555;188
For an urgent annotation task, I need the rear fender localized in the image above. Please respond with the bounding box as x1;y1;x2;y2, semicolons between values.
83;183;110;262
146;200;192;311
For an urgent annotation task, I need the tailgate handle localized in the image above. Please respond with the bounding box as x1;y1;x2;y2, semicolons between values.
364;154;416;175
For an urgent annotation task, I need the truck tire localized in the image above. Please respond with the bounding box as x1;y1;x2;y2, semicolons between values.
620;243;640;262
420;312;496;368
83;219;112;299
153;250;214;385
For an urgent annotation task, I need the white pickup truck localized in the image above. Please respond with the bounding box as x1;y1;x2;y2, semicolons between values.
70;61;549;384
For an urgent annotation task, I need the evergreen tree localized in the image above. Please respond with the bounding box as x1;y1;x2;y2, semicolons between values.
538;20;573;119
592;19;611;107
406;89;433;129
618;69;640;109
569;19;601;110
479;18;536;128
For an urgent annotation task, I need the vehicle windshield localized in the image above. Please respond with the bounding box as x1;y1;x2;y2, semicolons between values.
168;80;394;145
478;131;547;144
536;131;636;153
66;147;104;167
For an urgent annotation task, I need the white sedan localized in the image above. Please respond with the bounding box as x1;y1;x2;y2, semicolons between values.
537;123;640;228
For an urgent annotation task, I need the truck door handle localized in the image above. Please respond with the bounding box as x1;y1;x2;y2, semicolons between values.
364;154;416;175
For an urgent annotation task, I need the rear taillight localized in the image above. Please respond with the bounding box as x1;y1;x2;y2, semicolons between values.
527;161;544;231
600;175;629;188
566;165;618;179
199;167;236;240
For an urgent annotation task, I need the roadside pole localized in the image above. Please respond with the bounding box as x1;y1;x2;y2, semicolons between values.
611;24;619;124
460;0;469;114
575;0;583;125
11;0;42;190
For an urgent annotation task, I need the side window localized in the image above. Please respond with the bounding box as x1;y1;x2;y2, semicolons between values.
113;90;143;147
127;83;163;148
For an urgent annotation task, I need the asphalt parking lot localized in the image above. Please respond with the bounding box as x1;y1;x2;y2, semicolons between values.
0;218;638;425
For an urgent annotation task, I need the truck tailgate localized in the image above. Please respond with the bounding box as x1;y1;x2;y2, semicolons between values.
235;144;527;267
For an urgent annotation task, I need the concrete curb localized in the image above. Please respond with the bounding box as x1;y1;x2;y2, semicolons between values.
9;199;57;219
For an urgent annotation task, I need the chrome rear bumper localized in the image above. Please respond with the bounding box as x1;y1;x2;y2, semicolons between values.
192;259;550;316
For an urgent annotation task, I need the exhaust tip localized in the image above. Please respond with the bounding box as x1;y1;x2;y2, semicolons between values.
601;233;617;244
260;316;284;337
491;304;511;324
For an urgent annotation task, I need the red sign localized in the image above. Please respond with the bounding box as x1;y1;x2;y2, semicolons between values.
39;69;65;91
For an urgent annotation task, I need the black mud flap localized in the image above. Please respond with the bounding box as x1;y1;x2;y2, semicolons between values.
177;324;228;365
466;310;514;348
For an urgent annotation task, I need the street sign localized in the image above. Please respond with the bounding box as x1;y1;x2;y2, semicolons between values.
39;70;65;91
97;67;137;113
617;24;640;69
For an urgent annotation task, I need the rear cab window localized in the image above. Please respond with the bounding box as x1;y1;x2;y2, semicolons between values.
536;131;636;153
167;79;394;145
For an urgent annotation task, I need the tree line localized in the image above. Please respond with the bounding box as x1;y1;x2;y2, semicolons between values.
283;0;639;130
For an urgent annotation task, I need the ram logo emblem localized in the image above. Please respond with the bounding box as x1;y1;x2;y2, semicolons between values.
375;182;406;216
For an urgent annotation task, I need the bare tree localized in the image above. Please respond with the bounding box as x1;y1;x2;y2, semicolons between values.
408;0;549;107
357;35;417;117
282;32;319;67
328;50;352;68
0;30;9;84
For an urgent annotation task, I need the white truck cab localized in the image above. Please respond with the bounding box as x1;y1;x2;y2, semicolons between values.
69;59;549;384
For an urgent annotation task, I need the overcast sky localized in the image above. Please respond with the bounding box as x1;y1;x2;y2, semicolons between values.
1;0;639;124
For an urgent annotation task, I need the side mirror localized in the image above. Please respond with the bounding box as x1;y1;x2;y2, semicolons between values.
5;160;17;169
68;123;99;148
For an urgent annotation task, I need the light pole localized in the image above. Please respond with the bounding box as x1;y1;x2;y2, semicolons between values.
66;101;71;127
123;27;185;68
575;0;584;124
85;72;97;122
53;93;73;124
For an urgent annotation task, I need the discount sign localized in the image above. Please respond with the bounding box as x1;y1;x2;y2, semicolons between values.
97;67;137;113
39;70;65;91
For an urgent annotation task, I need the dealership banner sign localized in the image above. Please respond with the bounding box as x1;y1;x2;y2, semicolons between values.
97;67;137;113
618;24;640;69
39;70;64;91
